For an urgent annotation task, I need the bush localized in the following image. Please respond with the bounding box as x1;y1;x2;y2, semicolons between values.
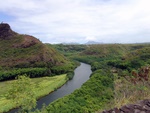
0;68;48;81
67;71;74;80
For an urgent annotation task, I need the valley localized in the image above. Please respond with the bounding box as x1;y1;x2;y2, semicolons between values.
0;23;150;113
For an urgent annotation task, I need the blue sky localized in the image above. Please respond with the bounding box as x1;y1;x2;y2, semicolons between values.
0;0;150;44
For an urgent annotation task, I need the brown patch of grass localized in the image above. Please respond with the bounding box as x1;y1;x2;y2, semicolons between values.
114;66;150;108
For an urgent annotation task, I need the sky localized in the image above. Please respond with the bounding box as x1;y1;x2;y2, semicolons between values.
0;0;150;44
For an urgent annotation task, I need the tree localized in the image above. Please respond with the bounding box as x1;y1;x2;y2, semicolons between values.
6;75;36;112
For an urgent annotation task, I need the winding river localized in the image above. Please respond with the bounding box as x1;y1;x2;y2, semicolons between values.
9;62;92;112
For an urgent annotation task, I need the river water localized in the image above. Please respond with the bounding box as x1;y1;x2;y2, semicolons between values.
9;62;92;113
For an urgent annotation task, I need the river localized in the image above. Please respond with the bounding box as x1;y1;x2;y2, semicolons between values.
9;62;92;113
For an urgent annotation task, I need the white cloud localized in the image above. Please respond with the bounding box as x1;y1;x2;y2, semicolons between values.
0;0;150;43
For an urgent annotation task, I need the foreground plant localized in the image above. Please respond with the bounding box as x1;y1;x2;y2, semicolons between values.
114;66;150;108
6;75;36;112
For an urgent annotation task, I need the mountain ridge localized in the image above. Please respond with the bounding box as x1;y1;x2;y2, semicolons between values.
0;23;70;69
85;41;103;45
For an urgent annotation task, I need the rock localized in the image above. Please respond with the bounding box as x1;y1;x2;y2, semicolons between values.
143;105;150;111
138;99;149;106
134;104;143;110
0;23;16;39
102;110;109;113
113;108;120;113
120;105;135;113
102;99;150;113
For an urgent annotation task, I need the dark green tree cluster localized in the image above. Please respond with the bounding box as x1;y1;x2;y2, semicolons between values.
0;61;77;81
0;68;48;81
51;62;77;79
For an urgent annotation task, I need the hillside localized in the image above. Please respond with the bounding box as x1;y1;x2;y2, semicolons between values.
52;44;150;70
0;23;75;80
0;23;67;68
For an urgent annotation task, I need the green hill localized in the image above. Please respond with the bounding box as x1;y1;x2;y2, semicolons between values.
0;23;75;81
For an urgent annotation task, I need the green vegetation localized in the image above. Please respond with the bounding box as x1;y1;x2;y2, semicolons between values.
42;43;150;112
0;74;67;113
113;66;150;108
0;30;76;81
0;23;78;112
6;75;36;112
44;69;114;113
0;68;48;81
0;23;76;81
0;35;69;68
49;44;86;57
1;24;150;113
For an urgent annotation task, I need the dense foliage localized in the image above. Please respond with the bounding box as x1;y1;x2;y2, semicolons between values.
45;69;114;113
0;68;48;81
45;43;150;112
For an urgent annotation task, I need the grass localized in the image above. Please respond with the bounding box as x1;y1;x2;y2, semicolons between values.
0;74;68;113
0;34;71;69
113;66;150;108
113;75;150;108
99;71;150;112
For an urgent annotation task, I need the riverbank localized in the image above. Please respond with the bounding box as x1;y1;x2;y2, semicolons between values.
34;62;92;110
43;69;113;113
0;74;68;113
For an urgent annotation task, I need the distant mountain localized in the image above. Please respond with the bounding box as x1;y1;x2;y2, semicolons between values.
0;23;69;68
85;41;103;45
60;42;80;45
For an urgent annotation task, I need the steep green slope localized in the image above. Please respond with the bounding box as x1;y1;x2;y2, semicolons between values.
0;23;75;80
0;24;66;68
